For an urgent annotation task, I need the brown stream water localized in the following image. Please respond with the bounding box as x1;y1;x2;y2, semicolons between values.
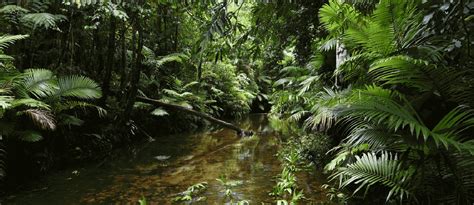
4;114;329;204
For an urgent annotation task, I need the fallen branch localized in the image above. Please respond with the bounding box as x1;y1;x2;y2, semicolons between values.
136;96;253;137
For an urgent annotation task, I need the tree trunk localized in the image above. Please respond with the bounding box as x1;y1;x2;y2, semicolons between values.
197;55;203;81
137;96;253;136
174;16;179;51
93;28;104;79
101;16;117;104
0;138;6;194
122;18;144;122
335;40;348;87
119;23;127;92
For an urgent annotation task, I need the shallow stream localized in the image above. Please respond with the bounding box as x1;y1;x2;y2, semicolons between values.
5;114;329;204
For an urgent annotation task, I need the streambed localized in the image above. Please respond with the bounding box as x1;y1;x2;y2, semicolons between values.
5;114;329;204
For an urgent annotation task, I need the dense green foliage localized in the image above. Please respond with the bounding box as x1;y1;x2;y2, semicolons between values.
269;0;474;203
0;0;472;204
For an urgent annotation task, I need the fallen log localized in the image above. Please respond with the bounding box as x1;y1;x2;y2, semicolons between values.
136;96;253;137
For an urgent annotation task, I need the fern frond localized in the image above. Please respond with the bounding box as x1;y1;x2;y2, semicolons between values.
0;35;29;50
21;13;67;30
65;0;103;7
153;53;189;67
183;81;199;90
0;5;29;14
151;107;169;117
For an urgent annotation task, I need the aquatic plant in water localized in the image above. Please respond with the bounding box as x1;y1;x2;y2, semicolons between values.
216;175;244;200
270;147;306;203
172;182;208;202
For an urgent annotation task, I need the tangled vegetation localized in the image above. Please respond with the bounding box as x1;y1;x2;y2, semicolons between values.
0;0;472;204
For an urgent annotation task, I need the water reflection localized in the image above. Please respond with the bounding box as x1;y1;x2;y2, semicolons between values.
6;114;329;204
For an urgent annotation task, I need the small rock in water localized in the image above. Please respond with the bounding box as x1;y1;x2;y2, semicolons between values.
154;155;171;161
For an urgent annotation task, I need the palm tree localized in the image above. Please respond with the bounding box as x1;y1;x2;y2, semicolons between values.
0;34;104;191
1;68;104;141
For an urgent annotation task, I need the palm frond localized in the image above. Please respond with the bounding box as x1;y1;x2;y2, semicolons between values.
306;53;325;71
17;130;43;142
56;101;106;117
442;152;474;203
431;106;474;153
298;76;319;96
344;0;423;56
19;109;56;131
335;51;381;83
0;95;13;111
339;86;431;139
345;123;404;152
56;75;102;99
345;22;395;56
10;98;50;110
58;113;84;126
303;87;352;131
448;72;474;107
21;69;56;98
319;0;362;35
369;55;462;98
331;152;414;201
319;37;338;52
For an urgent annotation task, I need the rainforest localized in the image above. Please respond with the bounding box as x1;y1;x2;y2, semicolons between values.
0;0;473;204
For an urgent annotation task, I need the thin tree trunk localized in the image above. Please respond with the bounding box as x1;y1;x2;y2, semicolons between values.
163;9;168;52
156;6;162;54
93;29;104;78
0;138;6;194
119;23;127;92
69;9;74;69
174;16;179;51
335;40;348;87
101;16;117;104
197;55;203;81
122;18;143;122
335;41;348;69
